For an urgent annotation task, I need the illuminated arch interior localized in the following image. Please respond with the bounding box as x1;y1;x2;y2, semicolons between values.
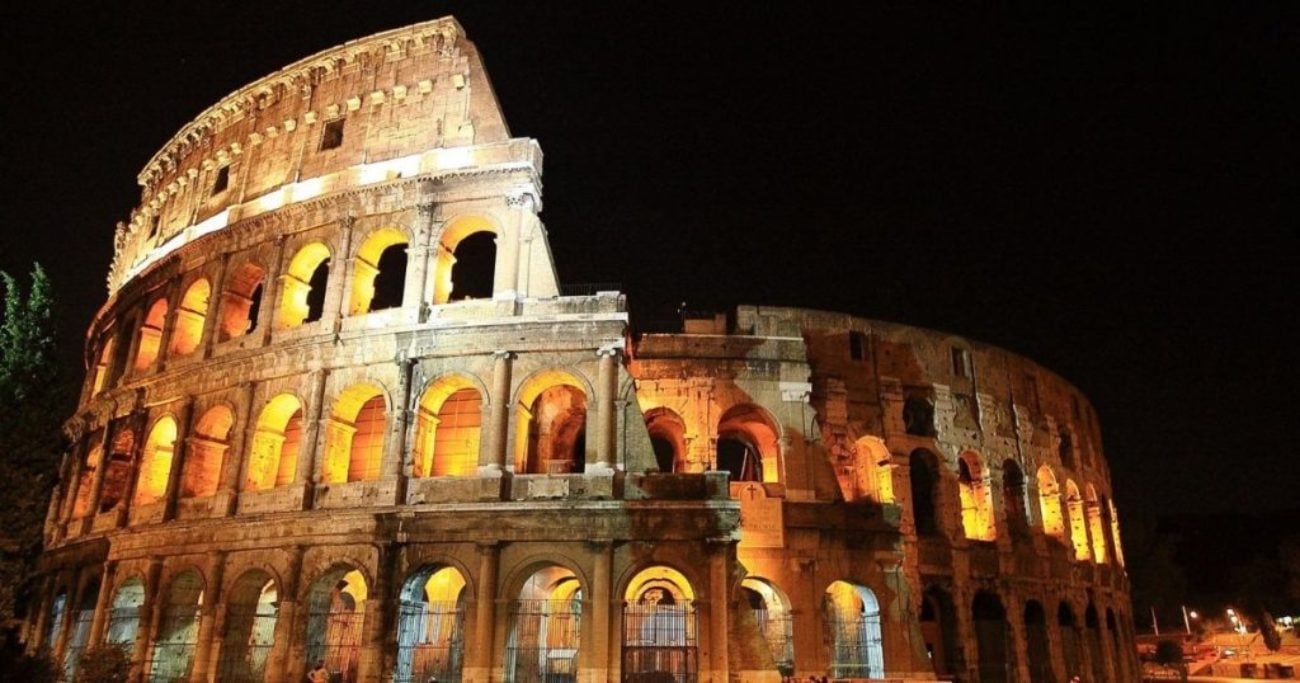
1002;459;1028;532
1085;485;1108;563
957;451;995;541
1037;465;1065;538
509;565;582;681
169;278;211;357
644;407;686;473
218;262;266;341
348;227;409;315
432;215;497;305
717;403;780;484
324;384;386;483
305;566;367;679
99;429;136;513
740;577;794;673
848;436;894;503
413;376;482;478
182;405;233;498
106;577;145;645
514;370;587;474
1065;480;1091;561
277;242;331;329
824;580;884;678
1108;499;1126;567
245;394;303;491
396;566;468;683
92;336;114;394
219;570;278;681
133;417;179;507
150;570;204;682
134;298;169;370
71;441;103;519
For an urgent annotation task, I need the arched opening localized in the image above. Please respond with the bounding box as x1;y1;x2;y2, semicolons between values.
1024;600;1052;681
106;577;145;646
903;395;935;436
823;580;884;679
716;403;780;484
277;243;331;329
972;591;1010;683
304;566;367;683
99;429;136;513
921;586;960;677
1059;429;1076;469
1108;499;1126;567
147;570;203;682
1106;608;1124;683
623;566;699;681
134;417;179;507
107;322;133;387
644;407;686;473
42;590;66;654
168;279;211;357
62;579;99;680
245;394;304;491
848;436;894;504
433;217;497;304
1002;459;1028;537
506;565;582;682
909;449;941;537
91;336;114;394
1037;465;1065;539
218;262;266;341
515;371;588;475
741;577;793;676
958;451;995;541
217;571;278;682
395;566;467;683
182;405;233;498
323;385;387;483
1065;480;1091;561
348;228;409;314
413;377;483;478
1085;603;1106;683
1086;485;1108;563
71;440;103;520
134;298;169;371
1058;603;1082;679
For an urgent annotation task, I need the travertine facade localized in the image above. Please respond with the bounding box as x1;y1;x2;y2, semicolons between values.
32;17;1136;683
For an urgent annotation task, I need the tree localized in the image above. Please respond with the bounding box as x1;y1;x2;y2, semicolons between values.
0;263;70;635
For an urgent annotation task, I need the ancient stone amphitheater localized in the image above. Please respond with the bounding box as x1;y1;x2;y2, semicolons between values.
30;16;1135;683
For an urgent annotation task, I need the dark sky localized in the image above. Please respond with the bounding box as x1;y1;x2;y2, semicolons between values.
2;2;1295;517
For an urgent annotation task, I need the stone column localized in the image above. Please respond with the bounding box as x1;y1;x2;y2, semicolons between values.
466;542;499;682
588;542;613;679
87;560;118;648
272;546;305;683
1003;586;1031;683
592;347;619;472
28;575;54;654
708;541;732;680
260;236;288;346
404;202;437;316
162;397;196;521
153;277;183;374
218;381;257;516
358;545;393;683
83;423;116;534
200;252;230;358
117;411;149;529
328;216;356;335
479;351;512;475
297;370;330;508
133;558;165;682
57;445;85;539
382;358;415;504
494;193;530;299
188;551;226;682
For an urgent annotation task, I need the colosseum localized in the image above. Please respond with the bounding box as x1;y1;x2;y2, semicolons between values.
29;17;1135;683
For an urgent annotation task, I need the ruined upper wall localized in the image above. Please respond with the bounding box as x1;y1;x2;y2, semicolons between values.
108;16;517;293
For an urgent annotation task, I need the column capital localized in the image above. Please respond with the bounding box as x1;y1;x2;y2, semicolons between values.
493;349;514;361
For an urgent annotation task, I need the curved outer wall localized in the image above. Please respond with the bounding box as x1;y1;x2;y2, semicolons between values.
32;16;1135;683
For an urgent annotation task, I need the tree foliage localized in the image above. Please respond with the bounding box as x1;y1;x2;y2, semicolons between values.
0;263;69;631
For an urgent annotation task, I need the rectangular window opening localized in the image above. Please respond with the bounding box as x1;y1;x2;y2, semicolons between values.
211;166;230;195
320;119;345;151
849;331;867;361
951;347;972;378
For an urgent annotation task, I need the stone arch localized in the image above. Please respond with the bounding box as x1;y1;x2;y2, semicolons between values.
1058;602;1082;678
395;564;469;683
245;393;305;491
168;277;211;357
134;415;179;507
99;427;137;513
105;575;146;646
71;439;104;519
1024;600;1052;681
1085;484;1108;563
958;451;995;541
303;563;369;682
1065;480;1091;561
716;402;782;484
217;260;266;341
182;403;233;498
1108;498;1126;567
134;297;170;371
622;565;700;680
148;568;205;682
91;334;115;394
348;226;410;315
921;585;960;677
852;435;894;503
62;575;101;679
1085;602;1106;683
823;580;884;679
740;577;794;675
433;214;499;304
972;590;1010;682
323;383;389;483
1037;465;1065;539
218;569;279;681
42;588;67;655
1002;459;1028;536
909;448;942;537
513;369;591;474
413;373;485;478
277;242;331;329
504;561;584;682
644;406;687;473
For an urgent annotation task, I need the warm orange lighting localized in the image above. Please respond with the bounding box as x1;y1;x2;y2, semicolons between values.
624;565;695;602
413;376;482;478
217;262;265;341
244;394;303;491
513;370;588;474
717;403;781;485
324;384;386;483
1108;499;1126;567
134;417;179;506
133;298;169;370
1065;479;1091;561
276;243;330;329
168;278;211;357
182;405;233;498
1085;484;1108;564
432;215;497;305
347;227;408;315
958;451;996;541
91;338;114;394
71;443;103;518
1037;465;1065;538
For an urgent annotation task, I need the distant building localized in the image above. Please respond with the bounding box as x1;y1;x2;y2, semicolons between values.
32;17;1134;683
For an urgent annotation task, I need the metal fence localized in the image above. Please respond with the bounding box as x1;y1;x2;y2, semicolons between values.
305;608;364;683
146;605;200;683
395;600;465;683
752;606;794;675
506;599;581;683
61;608;95;680
823;602;883;679
622;600;698;683
216;602;278;682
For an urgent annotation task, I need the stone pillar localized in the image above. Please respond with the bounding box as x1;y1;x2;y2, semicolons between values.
133;558;165;683
260;236;288;346
494;193;529;299
708;541;732;681
199;253;230;359
87;560;118;648
592;347;619;472
28;575;54;654
1003;586;1031;683
117;411;149;528
188;551;226;682
358;545;394;683
480;351;512;474
162;397;196;521
588;542;613;680
218;381;257;516
297;369;330;507
272;546;305;683
153;277;183;374
329;216;356;335
83;424;116;534
382;358;415;503
404;202;437;316
466;542;499;683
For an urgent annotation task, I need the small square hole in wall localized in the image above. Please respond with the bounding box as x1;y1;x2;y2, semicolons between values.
211;166;230;195
849;331;867;361
320;118;345;151
148;214;160;239
951;347;972;378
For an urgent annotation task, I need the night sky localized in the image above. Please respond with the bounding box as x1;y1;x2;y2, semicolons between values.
2;3;1295;519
